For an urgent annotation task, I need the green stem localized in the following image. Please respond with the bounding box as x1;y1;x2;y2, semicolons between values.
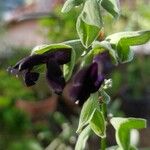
100;102;107;150
101;137;106;150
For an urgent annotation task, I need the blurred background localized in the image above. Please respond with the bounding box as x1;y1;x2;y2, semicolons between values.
0;0;150;149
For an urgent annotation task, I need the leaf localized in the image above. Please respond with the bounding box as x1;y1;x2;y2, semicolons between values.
106;30;150;63
61;0;83;13
100;90;111;104
76;0;103;48
64;39;86;57
63;39;86;80
116;146;137;150
75;125;91;150
92;40;118;64
31;43;72;55
89;109;106;138
106;145;118;150
81;0;102;28
101;0;120;18
77;15;100;48
110;117;147;150
76;93;99;133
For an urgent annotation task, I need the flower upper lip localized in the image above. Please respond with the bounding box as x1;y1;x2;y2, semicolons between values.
69;51;112;105
46;59;66;94
8;49;71;94
69;62;105;105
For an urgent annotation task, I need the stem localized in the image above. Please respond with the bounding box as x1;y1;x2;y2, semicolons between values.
100;102;107;150
101;137;106;150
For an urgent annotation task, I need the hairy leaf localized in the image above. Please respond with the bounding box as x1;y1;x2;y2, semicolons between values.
31;43;72;55
110;117;147;150
100;90;111;104
75;125;91;150
101;0;120;18
76;93;99;133
106;30;150;62
89;109;106;138
77;15;100;48
61;0;83;13
76;0;103;48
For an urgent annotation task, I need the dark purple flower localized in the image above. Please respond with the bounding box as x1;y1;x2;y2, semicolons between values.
51;48;71;65
69;51;112;105
46;60;65;94
18;55;47;71
24;71;39;87
93;51;113;75
69;63;104;105
8;49;71;94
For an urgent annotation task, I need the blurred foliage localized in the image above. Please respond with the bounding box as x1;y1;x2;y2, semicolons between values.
7;139;43;150
39;6;80;43
124;56;150;100
0;70;36;106
103;1;150;35
109;56;150;100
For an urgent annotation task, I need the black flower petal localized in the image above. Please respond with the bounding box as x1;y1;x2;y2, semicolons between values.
69;63;104;105
52;48;71;65
19;54;47;71
24;71;39;87
10;49;71;72
93;51;113;75
46;60;65;94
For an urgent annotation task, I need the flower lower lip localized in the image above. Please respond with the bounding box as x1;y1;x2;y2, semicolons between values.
46;60;66;94
69;62;105;105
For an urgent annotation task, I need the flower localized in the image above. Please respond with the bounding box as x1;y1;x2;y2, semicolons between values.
24;71;39;87
46;59;65;94
93;51;113;75
69;51;112;105
8;49;71;94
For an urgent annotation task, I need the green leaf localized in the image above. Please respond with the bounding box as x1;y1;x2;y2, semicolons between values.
106;145;118;150
76;93;99;133
81;0;102;28
106;146;137;150
92;40;118;64
63;39;86;80
75;125;91;150
110;117;147;150
100;90;111;104
81;40;118;67
61;0;83;13
77;15;100;48
101;0;120;18
76;0;103;48
31;43;72;55
89;109;106;138
106;30;150;63
116;146;137;150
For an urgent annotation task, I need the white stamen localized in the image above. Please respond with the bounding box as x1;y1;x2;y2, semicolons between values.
75;100;79;105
